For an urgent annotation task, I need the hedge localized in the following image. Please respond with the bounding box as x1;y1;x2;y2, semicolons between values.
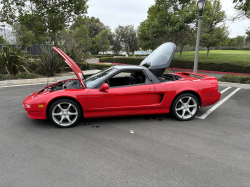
95;54;148;58
218;75;250;84
99;57;250;74
88;63;113;70
99;57;145;65
170;59;250;74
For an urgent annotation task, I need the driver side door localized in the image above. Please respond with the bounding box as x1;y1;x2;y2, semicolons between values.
86;70;155;117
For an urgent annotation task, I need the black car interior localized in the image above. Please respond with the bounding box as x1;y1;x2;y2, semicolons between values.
107;71;146;87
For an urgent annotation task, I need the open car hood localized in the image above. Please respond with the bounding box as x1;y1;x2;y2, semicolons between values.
53;47;85;89
140;42;176;77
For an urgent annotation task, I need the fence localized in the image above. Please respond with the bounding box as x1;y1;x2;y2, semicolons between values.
0;44;52;55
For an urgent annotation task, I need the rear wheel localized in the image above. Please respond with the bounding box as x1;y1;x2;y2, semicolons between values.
171;93;199;121
49;99;82;128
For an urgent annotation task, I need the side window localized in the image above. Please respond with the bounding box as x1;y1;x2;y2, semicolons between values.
106;70;147;88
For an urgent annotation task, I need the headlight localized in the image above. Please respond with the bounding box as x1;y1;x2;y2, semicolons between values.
25;104;31;108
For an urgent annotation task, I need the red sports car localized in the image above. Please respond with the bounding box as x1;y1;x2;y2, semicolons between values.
23;43;221;128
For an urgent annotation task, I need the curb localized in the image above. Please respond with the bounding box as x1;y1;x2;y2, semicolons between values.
0;75;77;87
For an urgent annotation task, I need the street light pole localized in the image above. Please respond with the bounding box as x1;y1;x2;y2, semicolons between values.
193;16;202;73
193;0;206;73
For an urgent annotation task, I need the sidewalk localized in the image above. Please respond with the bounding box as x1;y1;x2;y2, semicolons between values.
0;69;101;87
0;66;250;89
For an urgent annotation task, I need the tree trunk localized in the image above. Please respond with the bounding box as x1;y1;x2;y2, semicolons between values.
206;48;210;59
179;46;184;59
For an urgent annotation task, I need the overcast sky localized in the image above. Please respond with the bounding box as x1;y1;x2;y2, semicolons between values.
87;0;249;38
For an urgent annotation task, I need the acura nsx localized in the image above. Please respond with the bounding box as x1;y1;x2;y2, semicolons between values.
23;42;221;128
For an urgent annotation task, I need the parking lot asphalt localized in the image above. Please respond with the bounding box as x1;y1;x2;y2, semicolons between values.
0;84;250;187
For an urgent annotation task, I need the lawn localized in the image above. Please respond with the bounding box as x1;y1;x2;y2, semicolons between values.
174;50;250;61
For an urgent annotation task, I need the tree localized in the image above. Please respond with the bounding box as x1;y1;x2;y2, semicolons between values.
0;35;6;44
73;25;92;52
225;35;245;47
91;30;110;54
116;25;139;54
13;24;35;46
233;0;250;19
245;30;250;45
71;16;106;39
198;0;229;58
0;0;88;45
17;13;47;44
137;0;197;58
70;16;114;54
110;32;122;54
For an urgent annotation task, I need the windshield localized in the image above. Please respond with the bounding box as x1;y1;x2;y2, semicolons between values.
84;67;115;88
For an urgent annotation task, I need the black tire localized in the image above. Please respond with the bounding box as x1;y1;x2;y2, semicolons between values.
48;99;82;128
171;93;199;121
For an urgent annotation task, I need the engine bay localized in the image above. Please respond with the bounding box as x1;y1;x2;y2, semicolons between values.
50;80;82;92
37;80;82;94
158;74;182;82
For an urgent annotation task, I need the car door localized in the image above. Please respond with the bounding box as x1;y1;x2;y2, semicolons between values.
86;70;155;117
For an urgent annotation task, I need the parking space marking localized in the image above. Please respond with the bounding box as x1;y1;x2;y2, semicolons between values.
220;87;231;94
196;88;241;120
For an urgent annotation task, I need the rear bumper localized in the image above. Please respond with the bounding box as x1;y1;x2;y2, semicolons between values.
201;91;221;107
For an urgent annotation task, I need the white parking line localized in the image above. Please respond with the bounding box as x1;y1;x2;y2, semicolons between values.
196;88;241;120
220;87;231;94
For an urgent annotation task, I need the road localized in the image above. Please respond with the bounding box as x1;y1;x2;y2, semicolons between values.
0;84;250;186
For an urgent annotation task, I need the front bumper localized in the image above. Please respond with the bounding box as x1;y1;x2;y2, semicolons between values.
23;91;47;120
26;111;46;119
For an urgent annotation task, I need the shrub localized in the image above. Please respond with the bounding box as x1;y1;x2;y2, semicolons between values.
0;45;29;76
95;54;115;58
0;74;6;80
37;46;64;76
218;75;250;84
88;63;113;70
77;61;89;70
25;60;39;72
99;57;115;62
30;55;43;60
170;59;250;74
99;57;145;65
61;45;85;64
14;73;38;79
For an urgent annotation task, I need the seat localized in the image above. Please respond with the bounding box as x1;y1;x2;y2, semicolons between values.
132;72;145;84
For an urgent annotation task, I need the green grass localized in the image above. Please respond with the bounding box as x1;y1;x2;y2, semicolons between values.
174;50;250;61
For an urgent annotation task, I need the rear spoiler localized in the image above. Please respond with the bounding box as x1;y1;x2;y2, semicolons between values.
176;72;217;80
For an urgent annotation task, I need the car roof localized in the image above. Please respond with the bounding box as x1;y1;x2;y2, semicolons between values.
113;65;146;70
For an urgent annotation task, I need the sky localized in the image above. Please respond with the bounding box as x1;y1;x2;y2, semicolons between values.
86;0;249;38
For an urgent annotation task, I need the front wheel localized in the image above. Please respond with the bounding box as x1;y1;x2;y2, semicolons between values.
171;93;199;121
49;99;82;128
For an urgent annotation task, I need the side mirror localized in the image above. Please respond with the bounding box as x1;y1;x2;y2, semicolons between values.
100;83;109;92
